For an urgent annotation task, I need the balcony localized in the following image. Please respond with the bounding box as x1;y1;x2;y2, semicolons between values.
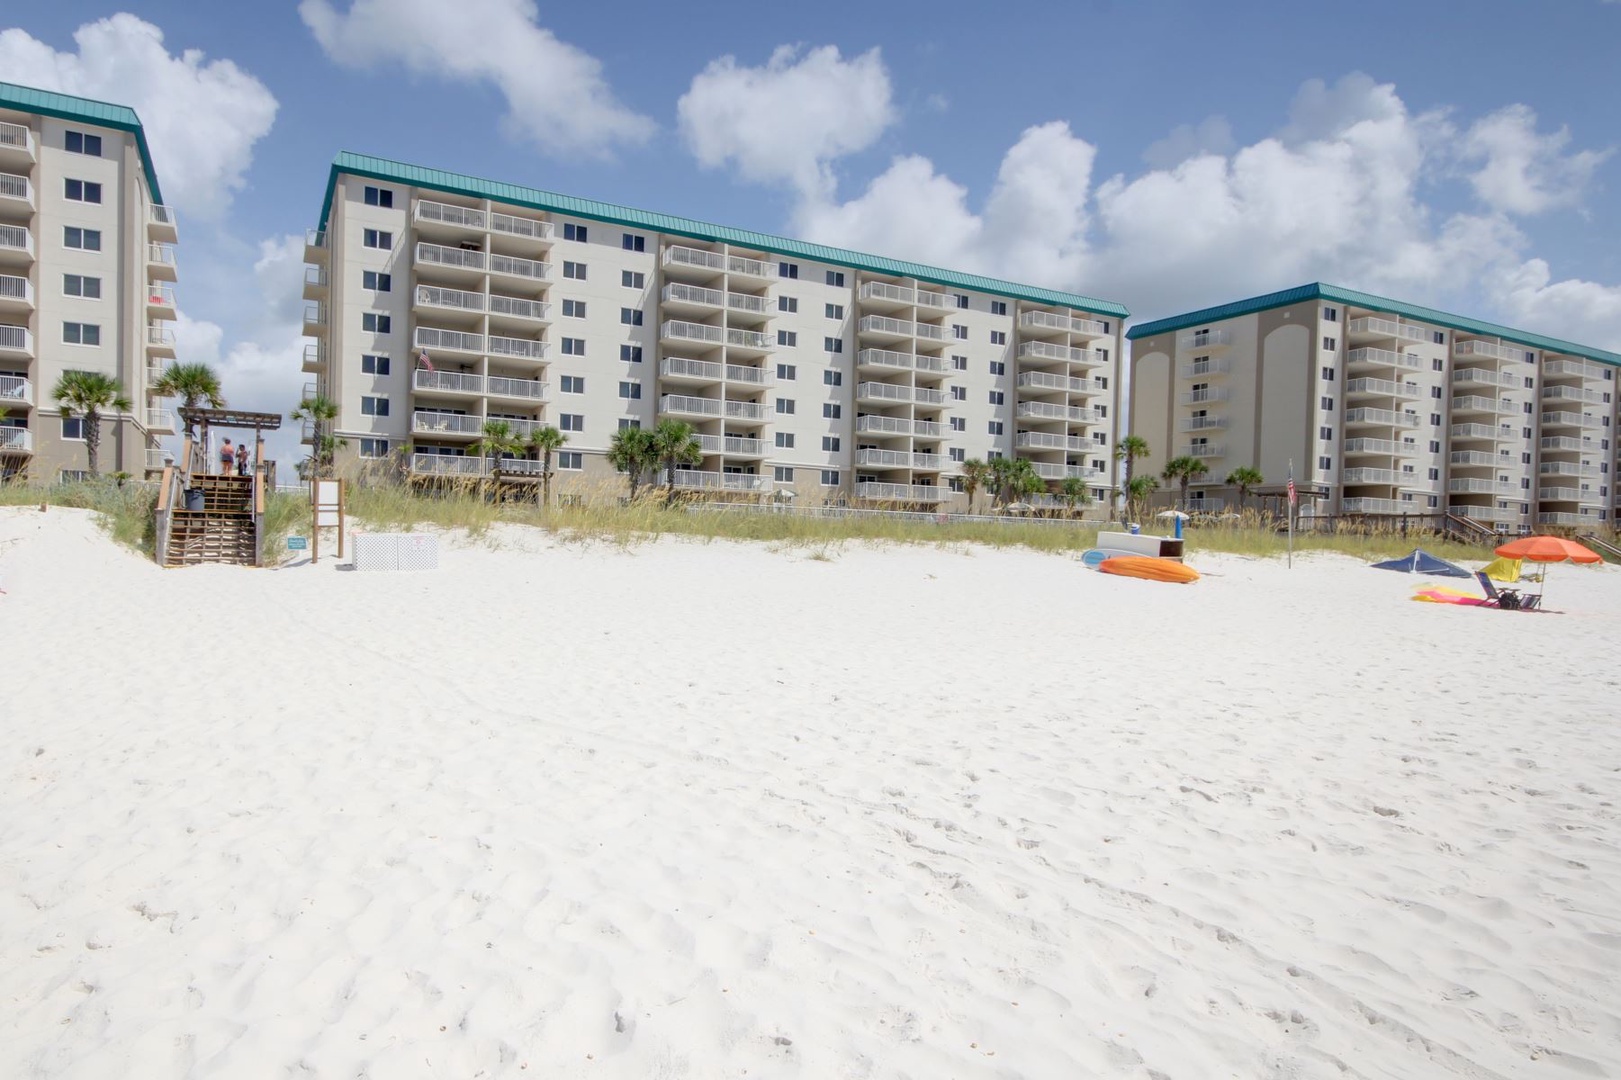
1018;340;1091;366
1452;367;1514;388
0;324;31;358
1176;386;1230;405
1448;478;1515;495
916;289;949;309
858;315;913;341
486;376;547;401
145;324;176;356
1542;384;1603;405
856;381;914;405
662;282;725;311
1031;462;1099;481
0;121;36;165
1341;497;1405;514
302;265;328;301
1540;411;1598;430
1176;415;1227;432
855;448;944;470
723;399;771;421
1022;311;1110;339
1540;435;1594;452
302;302;326;334
1542;358;1606;382
1185;443;1225;458
490;294;550;323
1450;395;1505;415
0;171;33;214
913;420;943;437
1348;378;1422;399
0;427;33;454
302;343;324;374
1344;468;1402;485
726;253;770;279
1454;504;1517;523
415;326;484;355
0;272;31;313
1453;339;1522;363
1538;486;1592;502
1346;347;1422;371
414;369;484;395
1450;422;1513;440
144;408;176;434
662;245;726;275
1344;438;1412;456
1538;512;1594;526
304;229;327;262
1176;328;1233;351
691;434;767;457
488;334;548;361
1345;408;1420;428
859;281;913;308
490;212;552;243
855;414;919;437
725;327;773;352
857;348;913;373
1450;450;1500;467
661;320;723;349
414;199;486;231
416;241;486;273
0;223;33;264
143;283;177;320
412;410;484;437
1348;317;1427;343
489;253;549;282
1022;371;1107;395
913;321;944;342
145;447;172;471
147;243;178;281
724;363;769;385
1177;356;1231;378
1015;432;1088;452
410;453;483;478
0;374;31;404
673;469;769;491
1015;401;1104;423
1538;461;1600;478
855;481;945;502
415;284;485;314
660;393;722;418
660;357;723;384
148;204;178;243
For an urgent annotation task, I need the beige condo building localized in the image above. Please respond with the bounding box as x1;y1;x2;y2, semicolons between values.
1127;284;1619;533
0;81;179;481
302;153;1128;510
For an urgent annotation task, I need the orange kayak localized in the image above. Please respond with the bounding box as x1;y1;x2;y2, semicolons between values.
1098;555;1200;584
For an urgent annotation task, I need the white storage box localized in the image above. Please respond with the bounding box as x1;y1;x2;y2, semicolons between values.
352;533;439;572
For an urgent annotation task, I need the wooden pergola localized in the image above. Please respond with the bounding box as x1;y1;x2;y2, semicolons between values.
177;408;283;482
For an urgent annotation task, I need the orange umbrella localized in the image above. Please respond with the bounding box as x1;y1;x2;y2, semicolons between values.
1492;535;1602;606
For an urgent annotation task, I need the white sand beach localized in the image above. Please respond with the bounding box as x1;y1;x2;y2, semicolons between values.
2;505;1619;1079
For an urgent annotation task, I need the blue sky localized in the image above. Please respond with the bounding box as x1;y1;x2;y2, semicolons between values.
4;1;1620;467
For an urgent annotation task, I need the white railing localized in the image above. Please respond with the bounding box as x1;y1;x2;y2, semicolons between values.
1538;512;1592;526
1542;385;1603;404
0;172;30;201
673;469;769;491
1176;386;1230;404
0;121;34;156
1455;504;1516;522
1176;415;1227;431
147;324;176;348
916;290;949;309
149;204;177;229
1450;450;1499;466
415;326;484;353
1015;432;1082;451
500;417;543;438
0;224;32;255
726;327;773;350
303;266;327;288
858;349;912;371
415;369;484;394
489;335;547;360
691;434;766;455
662;320;724;345
855;448;914;468
1538;461;1599;477
660;394;721;417
145;447;171;471
411;453;483;477
1176;328;1232;350
490;294;549;321
1450;395;1503;413
487;376;547;400
855;414;913;436
145;408;176;432
1349;317;1426;342
489;253;548;280
1345;408;1420;427
1186;443;1225;458
1019;401;1102;423
1344;438;1405;455
724;399;770;420
1450;423;1511;439
663;283;723;307
1540;436;1593;451
727;254;768;277
0;427;33;453
859;281;912;304
859;315;913;336
660;357;723;380
416;242;486;270
663;245;726;272
0;325;32;353
492;457;545;476
1178;357;1230;378
303;302;326;327
1346;347;1422;370
914;322;944;341
1449;478;1515;494
1541;411;1598;428
1537;487;1587;502
148;243;177;268
1452;367;1514;387
415;200;486;229
914;387;946;405
1031;462;1099;480
724;363;768;384
1348;378;1421;397
1017;340;1085;365
914;419;943;437
413;411;484;435
305;229;326;250
1453;339;1520;362
1023;311;1110;338
1542;359;1605;381
0;374;31;400
0;273;30;303
416;284;484;312
857;382;911;403
855;482;945;501
915;355;946;373
302;343;322;369
490;212;552;241
727;292;770;315
1342;497;1405;514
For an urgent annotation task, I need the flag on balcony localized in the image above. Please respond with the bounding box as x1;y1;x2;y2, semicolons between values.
1286;463;1297;507
418;348;435;372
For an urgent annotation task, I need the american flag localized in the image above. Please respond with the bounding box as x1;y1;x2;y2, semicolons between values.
418;348;435;372
1286;463;1297;507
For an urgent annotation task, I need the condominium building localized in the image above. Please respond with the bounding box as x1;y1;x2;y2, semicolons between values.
0;81;179;481
1127;283;1620;531
302;153;1127;509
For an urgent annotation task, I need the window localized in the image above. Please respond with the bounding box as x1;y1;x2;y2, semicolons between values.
1432;358;1444;372
1430;413;1442;426
1523;426;1533;438
359;438;390;458
62;416;85;440
1428;467;1440;481
620;345;643;364
776;363;796;380
563;261;586;280
558;451;583;471
823;403;841;419
63;226;101;251
64;179;102;204
1323;306;1338;322
63;274;100;299
773;466;794;483
1524;376;1534;389
779;262;799;279
987;450;1003;461
360;395;389;417
1431;386;1442;399
1523;402;1533;414
363;186;393;208
776;398;796;415
362;270;392;291
362;228;392;250
618;418;642;431
825;303;844;320
1319;396;1333;411
775;432;795;448
62;322;100;346
988;420;1003;435
1322;337;1337;352
1318;455;1333;470
1521;451;1532;464
951;355;967;371
622;233;645;252
1433;331;1445;344
989;360;1006;376
618;381;641;400
824;337;843;353
822;435;840;451
362;313;391;333
65;130;102;156
820;469;840;486
1427;495;1439;508
560;414;585;431
990;301;1007;316
361;354;390;375
1429;440;1441;453
564;223;588;242
1321;367;1335;381
778;296;798;313
620;307;643;326
826;270;845;287
988;390;1005;405
777;330;798;347
823;370;842;387
950;386;966;401
990;331;1007;346
950;416;966;431
561;338;585;357
954;294;969;309
952;324;968;340
622;271;645;289
563;299;586;318
561;375;585;393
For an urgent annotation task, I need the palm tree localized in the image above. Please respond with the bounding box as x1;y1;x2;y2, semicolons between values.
607;425;657;501
987;457;1044;508
471;420;522;488
1225;466;1264;512
152;362;225;446
961;458;988;513
291;394;342;478
651;419;702;502
1161;455;1210;510
527;425;567;507
53;370;131;478
1125;474;1159;523
1059;476;1092;516
1114;435;1150;523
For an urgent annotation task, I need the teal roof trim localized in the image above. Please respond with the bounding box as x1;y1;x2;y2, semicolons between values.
317;152;1129;319
1127;282;1621;367
0;81;164;204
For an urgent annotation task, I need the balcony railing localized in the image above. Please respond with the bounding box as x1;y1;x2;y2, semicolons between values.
149;204;178;228
1343;468;1402;485
411;453;484;477
1017;401;1103;423
1341;497;1405;514
416;242;486;270
147;325;176;348
691;434;766;456
414;369;484;394
0;325;32;353
855;414;915;437
859;315;913;337
1542;359;1605;381
1346;408;1420;428
1176;386;1230;404
1021;371;1103;394
415;199;486;229
1537;487;1589;502
0;427;34;453
859;281;912;304
916;290;948;309
1452;367;1515;387
1542;385;1603;405
1450;422;1513;440
1176;328;1232;350
487;376;547;400
489;253;549;280
726;328;773;350
1538;461;1599;477
914;322;944;341
147;243;178;268
660;393;722;417
0;374;31;401
0;224;32;256
1176;415;1227;431
0;273;30;303
1537;512;1593;526
1343;438;1407;455
413;411;484;435
1022;311;1110;338
1015;431;1088;451
1540;411;1598;429
662;320;724;345
488;335;547;360
1449;450;1499;466
672;469;769;491
416;284;484;312
857;348;913;371
0;121;35;157
663;245;726;272
660;357;723;381
490;294;549;321
1540;436;1593;452
723;399;771;420
144;408;176;432
1453;339;1522;362
1455;504;1517;522
1019;340;1086;365
490;212;552;241
1450;395;1504;413
1348;378;1421;398
856;381;912;403
727;254;768;278
1177;357;1231;378
1448;478;1515;495
1348;317;1427;342
0;171;31;203
724;363;769;384
1186;443;1225;458
415;326;484;353
855;481;945;502
663;283;724;307
1346;347;1422;370
1031;462;1099;481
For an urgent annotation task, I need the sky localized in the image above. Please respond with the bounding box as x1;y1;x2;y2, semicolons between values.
4;0;1621;471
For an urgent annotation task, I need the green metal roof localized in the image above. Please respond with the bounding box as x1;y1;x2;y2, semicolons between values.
0;81;164;205
1126;282;1621;367
317;152;1129;319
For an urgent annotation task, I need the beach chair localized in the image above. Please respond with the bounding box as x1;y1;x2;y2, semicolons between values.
1475;570;1522;610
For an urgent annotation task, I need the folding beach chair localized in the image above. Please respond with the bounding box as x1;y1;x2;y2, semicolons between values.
1475;570;1522;610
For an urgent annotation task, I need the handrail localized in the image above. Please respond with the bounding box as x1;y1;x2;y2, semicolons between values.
1443;512;1497;542
253;464;266;567
1578;534;1621;564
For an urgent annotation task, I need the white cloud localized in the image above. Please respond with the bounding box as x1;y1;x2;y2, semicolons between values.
299;0;652;157
678;45;896;200
1142;116;1235;169
1459;104;1611;215
1485;259;1621;351
0;14;277;217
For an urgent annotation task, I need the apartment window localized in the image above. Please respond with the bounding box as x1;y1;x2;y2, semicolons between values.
824;337;843;353
1431;386;1442;399
362;270;392;291
363;186;393;208
950;385;966;401
362;313;391;333
561;375;585;393
563;261;586;280
988;420;1004;435
948;294;965;309
1523;426;1534;438
1523;402;1534;414
779;262;799;279
620;345;643;364
776;363;796;380
822;435;840;451
618;381;641;400
773;466;794;483
622;233;645;252
823;403;841;419
987;450;1004;461
559;413;585;431
1318;455;1333;470
776;398;795;415
823;370;842;387
1319;426;1333;441
990;331;1007;346
558;451;583;470
620;307;643;326
61;416;85;440
1428;467;1440;481
1427;495;1439;508
359;438;390;458
361;354;390;375
1429;440;1441;453
564;223;588;242
618;418;642;431
775;432;795;448
1433;332;1445;345
951;354;967;371
1430;413;1442;426
988;390;1005;405
360;395;389;417
1401;492;1414;503
825;303;844;320
62;321;100;346
1433;358;1445;372
65;130;102;156
950;416;966;431
820;469;840;486
622;271;645;289
1322;337;1337;352
990;300;1008;316
563;299;586;318
989;360;1006;376
1320;396;1334;411
1521;451;1532;464
561;338;585;357
1323;306;1338;322
63;274;101;299
63;226;101;251
950;447;966;463
362;228;392;250
952;324;968;340
1321;367;1335;381
64;179;102;204
826;270;845;287
778;296;798;313
778;330;798;346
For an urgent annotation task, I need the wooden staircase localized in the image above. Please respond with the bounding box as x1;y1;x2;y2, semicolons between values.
160;473;259;567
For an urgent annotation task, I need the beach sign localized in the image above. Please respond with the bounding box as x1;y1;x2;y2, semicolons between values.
287;536;309;550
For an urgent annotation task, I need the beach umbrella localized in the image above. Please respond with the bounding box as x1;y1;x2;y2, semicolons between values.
1492;535;1601;604
1156;509;1190;520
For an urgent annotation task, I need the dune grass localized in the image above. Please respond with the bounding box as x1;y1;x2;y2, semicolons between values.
2;482;311;560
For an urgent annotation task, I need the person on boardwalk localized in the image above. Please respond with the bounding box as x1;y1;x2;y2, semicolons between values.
237;442;250;476
220;439;235;475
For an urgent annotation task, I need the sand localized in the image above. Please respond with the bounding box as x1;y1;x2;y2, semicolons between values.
2;505;1618;1079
